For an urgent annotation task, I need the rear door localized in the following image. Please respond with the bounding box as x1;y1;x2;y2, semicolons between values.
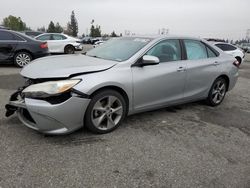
50;34;68;53
0;30;17;61
182;39;220;100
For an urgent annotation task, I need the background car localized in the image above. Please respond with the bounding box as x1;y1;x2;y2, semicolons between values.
93;40;104;48
212;42;245;65
0;29;49;67
23;31;44;38
80;37;92;44
90;37;102;44
35;33;83;54
239;43;250;53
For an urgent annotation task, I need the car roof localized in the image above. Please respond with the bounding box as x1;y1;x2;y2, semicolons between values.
121;35;203;41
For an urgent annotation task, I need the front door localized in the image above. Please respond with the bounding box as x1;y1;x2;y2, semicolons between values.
132;39;187;112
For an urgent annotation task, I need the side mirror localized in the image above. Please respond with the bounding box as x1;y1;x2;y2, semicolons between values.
141;55;160;66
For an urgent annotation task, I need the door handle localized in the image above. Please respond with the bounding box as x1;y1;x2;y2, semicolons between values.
177;67;186;72
213;61;219;66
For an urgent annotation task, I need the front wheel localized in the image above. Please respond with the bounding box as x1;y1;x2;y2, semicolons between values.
206;77;227;106
85;90;127;134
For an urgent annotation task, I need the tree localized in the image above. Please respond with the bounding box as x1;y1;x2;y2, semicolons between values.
2;15;29;31
64;22;73;36
68;11;78;37
55;22;63;33
90;24;101;37
110;31;118;37
47;21;55;33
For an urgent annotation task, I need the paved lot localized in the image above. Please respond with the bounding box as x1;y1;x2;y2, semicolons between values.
0;59;250;188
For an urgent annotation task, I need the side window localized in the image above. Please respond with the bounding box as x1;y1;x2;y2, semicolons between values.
0;31;15;40
146;39;181;62
37;34;51;41
206;46;217;58
52;34;66;40
14;34;26;41
184;40;207;60
215;43;237;51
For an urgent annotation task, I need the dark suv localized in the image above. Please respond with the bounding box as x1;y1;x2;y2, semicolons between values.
0;29;49;67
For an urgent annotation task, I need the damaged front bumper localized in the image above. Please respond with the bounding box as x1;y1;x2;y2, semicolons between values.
5;89;91;135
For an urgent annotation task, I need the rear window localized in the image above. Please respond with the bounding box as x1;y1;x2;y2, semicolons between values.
215;43;237;51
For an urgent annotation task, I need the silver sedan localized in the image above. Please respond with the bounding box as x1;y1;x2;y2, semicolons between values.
6;36;239;134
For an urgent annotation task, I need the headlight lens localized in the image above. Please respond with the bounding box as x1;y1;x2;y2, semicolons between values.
22;79;81;95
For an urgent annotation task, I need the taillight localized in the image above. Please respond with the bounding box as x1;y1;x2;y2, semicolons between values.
40;42;48;49
233;60;240;68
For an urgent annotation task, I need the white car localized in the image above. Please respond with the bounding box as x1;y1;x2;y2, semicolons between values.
212;42;245;65
93;40;104;48
35;33;83;54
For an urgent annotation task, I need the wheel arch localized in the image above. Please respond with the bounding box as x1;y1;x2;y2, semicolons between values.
14;49;33;59
64;44;74;51
216;74;230;91
89;85;130;115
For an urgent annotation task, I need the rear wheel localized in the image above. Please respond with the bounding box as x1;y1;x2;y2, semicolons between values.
64;45;75;54
206;77;227;106
85;90;127;134
14;51;32;68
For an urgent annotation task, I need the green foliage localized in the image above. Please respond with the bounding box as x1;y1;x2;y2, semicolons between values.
55;22;63;33
46;21;63;33
64;22;73;36
47;21;55;33
2;15;29;31
110;31;118;37
90;25;101;37
66;11;78;37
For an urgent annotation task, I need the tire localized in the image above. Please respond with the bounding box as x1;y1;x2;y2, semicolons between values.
85;89;127;134
206;77;227;106
64;45;75;54
14;51;32;68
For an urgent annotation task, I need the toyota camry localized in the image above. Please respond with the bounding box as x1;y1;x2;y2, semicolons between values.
6;36;239;134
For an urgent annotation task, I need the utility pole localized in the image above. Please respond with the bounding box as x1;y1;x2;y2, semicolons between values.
246;29;250;41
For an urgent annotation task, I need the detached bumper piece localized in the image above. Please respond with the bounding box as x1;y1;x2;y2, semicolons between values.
5;89;91;135
5;88;24;117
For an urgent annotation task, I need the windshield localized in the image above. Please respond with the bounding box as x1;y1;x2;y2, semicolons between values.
86;37;152;62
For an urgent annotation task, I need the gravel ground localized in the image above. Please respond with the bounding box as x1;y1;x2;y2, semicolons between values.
0;58;249;188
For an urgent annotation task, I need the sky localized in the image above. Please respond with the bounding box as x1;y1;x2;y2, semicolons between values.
0;0;249;40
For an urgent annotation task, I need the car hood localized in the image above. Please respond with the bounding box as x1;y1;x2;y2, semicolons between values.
21;54;117;79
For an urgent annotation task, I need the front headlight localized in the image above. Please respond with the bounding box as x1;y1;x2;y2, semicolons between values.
22;79;81;96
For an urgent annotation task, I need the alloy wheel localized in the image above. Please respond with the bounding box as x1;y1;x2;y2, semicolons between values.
91;95;123;130
15;53;31;67
211;80;226;104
